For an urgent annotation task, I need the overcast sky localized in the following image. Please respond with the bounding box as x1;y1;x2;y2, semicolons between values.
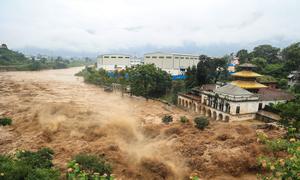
1;0;300;57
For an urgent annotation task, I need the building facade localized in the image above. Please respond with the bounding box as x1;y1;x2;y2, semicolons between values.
143;52;199;75
97;54;132;71
178;63;294;122
288;71;300;87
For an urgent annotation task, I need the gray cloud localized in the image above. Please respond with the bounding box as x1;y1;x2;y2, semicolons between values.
85;29;96;35
0;0;300;56
124;26;144;32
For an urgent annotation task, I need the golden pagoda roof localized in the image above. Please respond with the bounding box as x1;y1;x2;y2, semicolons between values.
231;80;267;89
232;70;262;78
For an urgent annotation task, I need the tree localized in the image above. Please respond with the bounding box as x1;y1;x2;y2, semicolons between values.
128;64;172;99
185;66;198;89
251;57;267;71
251;44;280;63
196;60;209;86
194;117;209;130
236;49;249;64
277;78;288;89
274;99;300;132
185;55;229;89
1;44;8;49
251;57;286;78
282;42;300;72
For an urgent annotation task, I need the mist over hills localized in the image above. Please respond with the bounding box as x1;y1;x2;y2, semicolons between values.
15;38;297;58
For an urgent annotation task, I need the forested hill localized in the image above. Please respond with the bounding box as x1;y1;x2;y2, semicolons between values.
0;47;30;66
0;46;94;71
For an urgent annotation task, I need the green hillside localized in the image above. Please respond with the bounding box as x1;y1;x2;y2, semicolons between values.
0;47;93;71
0;48;30;66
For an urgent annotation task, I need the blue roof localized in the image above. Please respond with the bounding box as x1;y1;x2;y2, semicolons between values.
172;75;186;80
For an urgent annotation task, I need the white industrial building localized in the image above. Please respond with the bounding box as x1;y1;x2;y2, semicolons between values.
97;54;135;71
143;52;199;75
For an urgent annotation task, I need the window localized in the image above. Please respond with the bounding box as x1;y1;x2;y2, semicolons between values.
111;56;116;58
145;56;150;58
166;56;172;59
118;56;123;58
175;57;179;59
236;106;240;114
258;103;263;110
185;57;189;59
180;57;184;59
152;56;157;58
125;57;130;58
159;56;164;59
103;56;109;58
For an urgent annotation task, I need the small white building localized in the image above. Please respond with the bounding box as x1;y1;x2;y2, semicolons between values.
288;71;300;87
143;52;199;75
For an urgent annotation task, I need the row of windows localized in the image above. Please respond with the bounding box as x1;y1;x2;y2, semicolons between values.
103;56;130;59
145;56;198;60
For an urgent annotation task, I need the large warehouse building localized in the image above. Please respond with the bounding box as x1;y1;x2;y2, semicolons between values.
143;52;200;75
97;54;142;71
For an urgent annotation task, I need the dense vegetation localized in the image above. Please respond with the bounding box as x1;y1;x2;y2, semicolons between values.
0;149;114;180
273;98;300;134
257;129;300;179
128;64;172;99
67;154;113;179
184;55;229;90
0;148;60;180
236;43;300;81
184;42;300;91
79;64;172;99
0;47;94;71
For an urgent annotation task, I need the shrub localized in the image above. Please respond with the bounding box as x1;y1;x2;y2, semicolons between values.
0;117;12;126
16;148;54;169
0;148;59;180
67;154;113;179
257;133;300;180
194;117;209;130
26;168;60;180
180;116;189;123
0;155;31;180
162;115;173;124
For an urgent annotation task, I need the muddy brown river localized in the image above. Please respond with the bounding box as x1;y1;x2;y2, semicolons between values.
0;67;263;179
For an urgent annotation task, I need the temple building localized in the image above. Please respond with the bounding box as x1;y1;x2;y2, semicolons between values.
178;63;294;122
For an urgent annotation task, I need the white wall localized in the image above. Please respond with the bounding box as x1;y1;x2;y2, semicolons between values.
97;54;131;70
229;101;259;115
144;52;199;75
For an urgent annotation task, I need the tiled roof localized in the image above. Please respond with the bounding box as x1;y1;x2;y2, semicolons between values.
231;80;267;89
214;84;253;96
199;84;217;91
258;88;295;101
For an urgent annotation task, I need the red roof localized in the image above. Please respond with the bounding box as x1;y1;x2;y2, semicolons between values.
258;88;295;101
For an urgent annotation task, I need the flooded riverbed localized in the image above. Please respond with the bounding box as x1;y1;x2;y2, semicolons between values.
0;67;267;179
